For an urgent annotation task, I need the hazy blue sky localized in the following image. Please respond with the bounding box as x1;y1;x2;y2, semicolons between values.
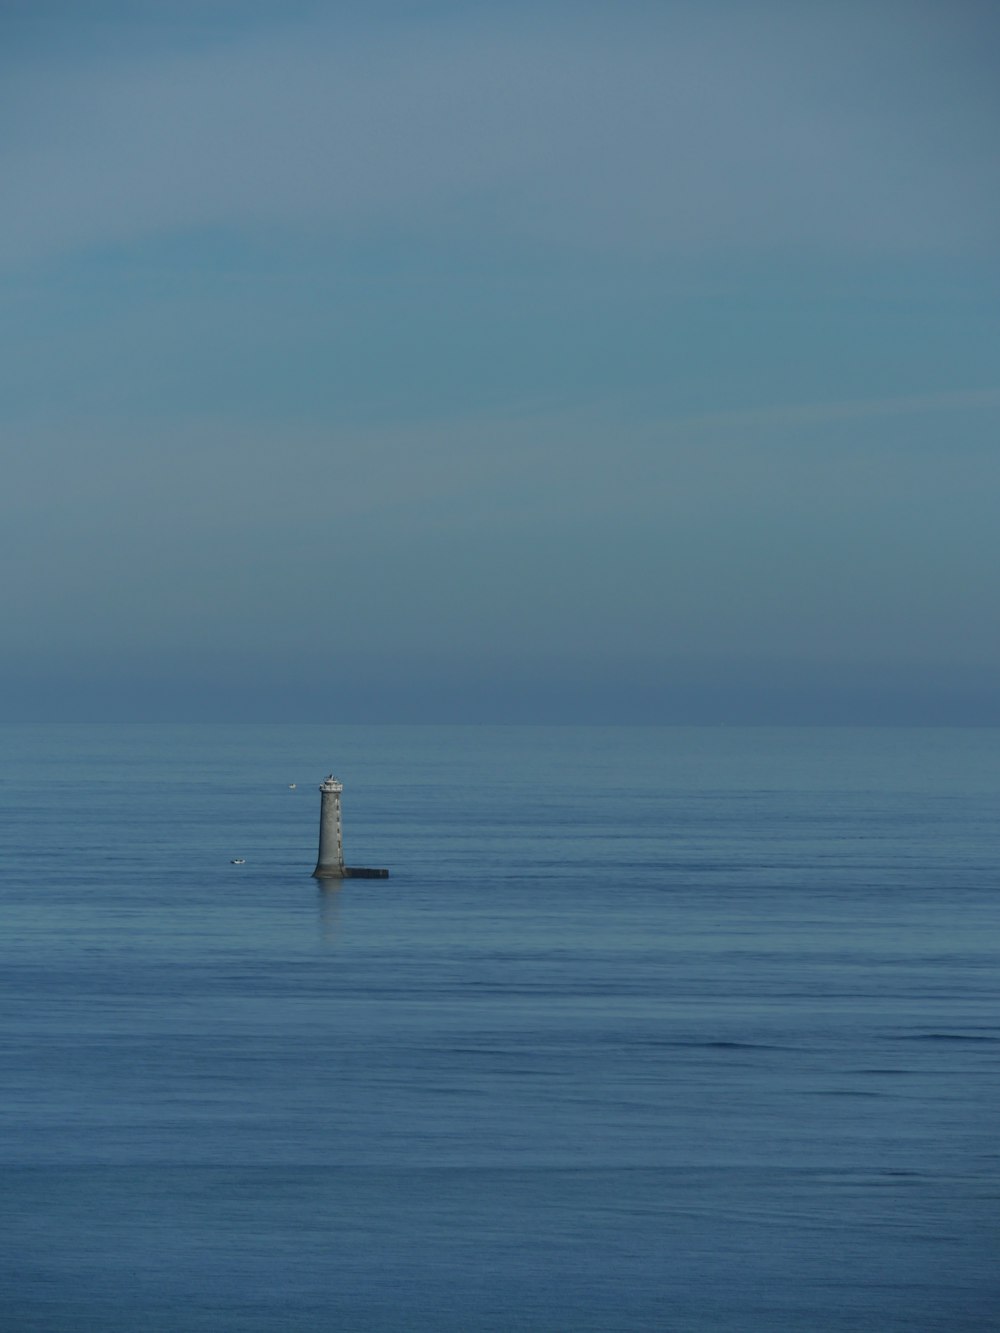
3;0;999;721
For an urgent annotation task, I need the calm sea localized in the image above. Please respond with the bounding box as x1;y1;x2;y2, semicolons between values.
2;724;999;1331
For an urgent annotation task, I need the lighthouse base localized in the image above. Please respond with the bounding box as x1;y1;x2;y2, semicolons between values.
313;865;389;879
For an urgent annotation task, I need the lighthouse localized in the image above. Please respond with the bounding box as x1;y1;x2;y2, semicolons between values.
312;773;389;879
313;774;345;876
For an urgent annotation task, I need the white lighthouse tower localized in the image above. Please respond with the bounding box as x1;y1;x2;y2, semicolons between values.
312;773;388;879
313;774;345;877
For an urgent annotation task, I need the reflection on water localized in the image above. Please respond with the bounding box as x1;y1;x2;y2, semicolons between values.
317;882;342;944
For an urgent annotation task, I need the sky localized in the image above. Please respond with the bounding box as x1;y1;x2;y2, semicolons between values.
3;0;999;722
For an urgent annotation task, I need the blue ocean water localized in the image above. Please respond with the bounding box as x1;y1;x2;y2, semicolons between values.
2;723;999;1331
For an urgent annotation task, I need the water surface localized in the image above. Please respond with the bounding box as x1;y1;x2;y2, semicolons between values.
3;725;999;1330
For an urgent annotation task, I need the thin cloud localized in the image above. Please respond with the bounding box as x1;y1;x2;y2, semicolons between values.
670;388;1000;435
2;4;998;264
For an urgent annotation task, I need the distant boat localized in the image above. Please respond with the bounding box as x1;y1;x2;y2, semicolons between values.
230;858;246;865
288;784;296;789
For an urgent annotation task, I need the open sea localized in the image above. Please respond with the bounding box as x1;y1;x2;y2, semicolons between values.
2;723;999;1332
